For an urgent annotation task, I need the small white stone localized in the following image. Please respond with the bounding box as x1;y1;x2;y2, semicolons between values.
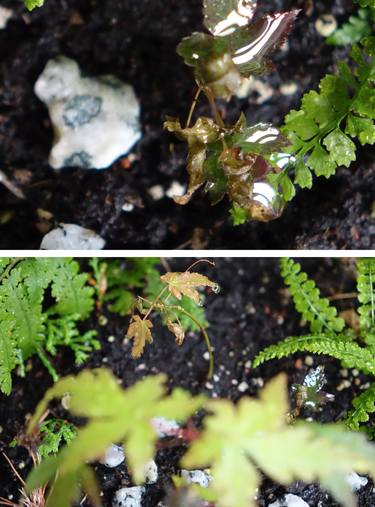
99;444;124;468
236;76;273;103
304;356;314;366
269;494;309;507
151;417;180;437
238;381;249;392
280;81;298;96
112;486;145;507
166;181;186;199
0;7;12;29
203;351;210;361
315;14;337;37
35;56;141;170
346;472;368;491
181;469;211;488
148;185;165;200
144;459;158;484
40;223;105;250
122;203;134;212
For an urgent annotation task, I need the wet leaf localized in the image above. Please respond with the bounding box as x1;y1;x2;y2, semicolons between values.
161;272;217;304
167;320;185;346
203;0;257;37
126;315;153;358
233;122;289;155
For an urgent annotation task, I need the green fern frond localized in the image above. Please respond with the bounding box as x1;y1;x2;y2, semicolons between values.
253;334;375;375
0;321;17;395
50;259;94;320
280;258;345;334
346;382;375;432
357;258;375;352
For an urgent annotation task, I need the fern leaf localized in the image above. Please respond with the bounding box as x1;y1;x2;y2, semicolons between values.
253;334;375;375
0;266;45;358
280;258;345;334
357;258;375;351
346;382;375;431
0;321;17;395
50;259;94;320
281;41;375;195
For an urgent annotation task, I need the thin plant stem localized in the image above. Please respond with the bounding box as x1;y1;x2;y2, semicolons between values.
185;87;202;128
205;87;225;128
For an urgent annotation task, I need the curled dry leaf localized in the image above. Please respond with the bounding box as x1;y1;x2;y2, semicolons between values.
160;272;217;304
126;315;153;358
167;320;186;346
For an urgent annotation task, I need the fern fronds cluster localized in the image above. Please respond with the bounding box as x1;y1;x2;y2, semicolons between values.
273;38;375;199
0;258;97;395
254;258;375;435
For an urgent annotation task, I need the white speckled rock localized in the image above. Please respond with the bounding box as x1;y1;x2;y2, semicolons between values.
35;56;141;169
268;494;309;507
113;486;145;507
346;472;368;491
151;417;180;437
0;6;12;29
180;469;211;488
99;444;125;468
144;459;158;484
40;223;105;250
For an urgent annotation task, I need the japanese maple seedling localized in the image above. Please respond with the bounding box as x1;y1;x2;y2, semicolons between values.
165;0;299;223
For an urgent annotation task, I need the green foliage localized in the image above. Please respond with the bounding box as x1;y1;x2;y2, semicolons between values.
277;41;375;200
183;374;375;507
279;257;345;334
26;369;204;507
24;0;45;10
38;419;77;458
90;258;160;316
230;203;250;225
254;258;375;435
26;369;375;507
327;9;374;47
0;258;96;395
357;258;375;351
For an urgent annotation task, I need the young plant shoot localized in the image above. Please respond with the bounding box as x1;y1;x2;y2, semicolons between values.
166;0;375;224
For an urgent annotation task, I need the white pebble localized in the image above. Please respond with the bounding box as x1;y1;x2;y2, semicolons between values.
122;203;134;212
112;486;145;507
315;14;337;37
236;76;273;103
280;82;298;96
181;469;211;488
99;444;124;468
144;459;158;484
151;417;180;437
0;7;12;29
148;185;165;200
166;181;186;199
40;223;105;250
346;472;368;491
35;56;141;170
238;381;249;393
269;494;309;507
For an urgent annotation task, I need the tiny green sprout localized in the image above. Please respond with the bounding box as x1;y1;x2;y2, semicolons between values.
165;0;299;223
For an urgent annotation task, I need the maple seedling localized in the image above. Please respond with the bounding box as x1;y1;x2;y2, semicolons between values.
166;0;375;225
126;260;218;378
165;0;299;223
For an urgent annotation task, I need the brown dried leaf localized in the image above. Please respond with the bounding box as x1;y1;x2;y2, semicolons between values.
160;272;217;304
167;320;185;346
127;315;153;358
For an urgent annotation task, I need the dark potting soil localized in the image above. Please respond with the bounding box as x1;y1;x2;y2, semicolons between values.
0;258;374;506
0;0;374;250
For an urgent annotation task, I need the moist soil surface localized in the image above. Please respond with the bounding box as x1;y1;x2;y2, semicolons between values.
1;0;375;250
0;257;374;506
